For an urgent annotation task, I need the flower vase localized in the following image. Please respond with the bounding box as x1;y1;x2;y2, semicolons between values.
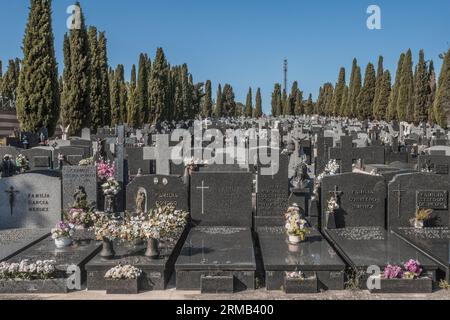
54;237;72;249
288;235;304;245
414;220;424;229
104;194;116;214
100;239;115;259
145;238;160;259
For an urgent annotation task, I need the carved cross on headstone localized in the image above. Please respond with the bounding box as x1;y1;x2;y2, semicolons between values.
329;185;344;200
329;136;357;173
391;183;406;218
196;180;210;215
4;186;19;216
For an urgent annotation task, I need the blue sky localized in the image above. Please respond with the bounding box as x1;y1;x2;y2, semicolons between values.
1;0;449;114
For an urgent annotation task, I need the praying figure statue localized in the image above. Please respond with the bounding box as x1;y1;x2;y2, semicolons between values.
135;190;146;214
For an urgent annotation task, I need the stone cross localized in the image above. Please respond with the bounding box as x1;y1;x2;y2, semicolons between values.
196;180;210;215
329;136;357;173
329;185;343;200
4;186;19;216
391;183;406;218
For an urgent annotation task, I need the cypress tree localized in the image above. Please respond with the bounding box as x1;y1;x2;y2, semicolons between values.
136;53;149;125
117;64;128;123
357;63;376;120
0;59;2;80
127;64;138;127
88;26;103;130
433;49;450;128
387;53;405;121
332;68;346;116
214;84;223;117
373;56;384;116
110;68;121;126
323;83;334;116
245;87;253;117
61;1;90;135
98;32;110;127
222;84;236;117
305;94;313;115
271;83;281;116
295;89;303;115
427;61;437;124
254;88;262;118
397;49;414;122
1;59;19;102
149;48;170;123
191;80;204;119
202;80;213;118
414;50;430;124
374;71;391;120
350;66;361;118
181;64;193;120
289;81;299;115
340;86;349;116
315;87;324;115
17;0;60;136
344;58;358;117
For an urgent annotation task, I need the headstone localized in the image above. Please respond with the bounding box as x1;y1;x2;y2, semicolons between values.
21;148;52;170
190;171;252;227
126;175;188;212
62;166;98;211
0;173;62;230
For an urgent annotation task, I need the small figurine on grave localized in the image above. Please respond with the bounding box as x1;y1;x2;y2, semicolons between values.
135;189;146;214
73;186;88;209
291;162;311;190
57;153;65;169
0;154;17;178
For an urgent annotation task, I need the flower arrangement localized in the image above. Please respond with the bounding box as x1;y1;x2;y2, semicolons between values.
284;206;310;243
101;177;121;196
79;157;94;166
104;264;142;280
51;221;74;240
119;214;146;242
64;208;96;229
326;196;339;214
96;160;115;181
15;154;29;172
141;205;189;240
286;271;305;280
184;157;208;175
0;260;57;280
313;159;340;198
410;208;433;229
383;260;423;280
94;215;121;241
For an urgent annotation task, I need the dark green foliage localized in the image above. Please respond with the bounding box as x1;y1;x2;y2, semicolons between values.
127;64;139;127
305;93;313;115
295;89;303;115
1;59;20;102
16;0;60;136
397;49;414;122
434;49;450;128
245;87;253;117
254;88;263;118
373;71;391;120
222;84;236;117
414;50;430;124
149;48;170;124
202;80;213;118
357;63;376;120
373;56;384;116
271;83;282;116
427;61;437;124
333;68;346;116
136;53;149;125
214;84;223;117
387;53;405;121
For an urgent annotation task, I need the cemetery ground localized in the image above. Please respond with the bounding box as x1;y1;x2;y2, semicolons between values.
1;118;450;300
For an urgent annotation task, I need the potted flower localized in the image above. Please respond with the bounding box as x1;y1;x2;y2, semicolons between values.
65;208;95;230
371;260;432;293
51;222;74;248
140;205;189;259
0;260;67;293
96;159;115;181
284;206;310;245
94;215;120;259
410;208;433;229
101;177;121;214
105;264;142;294
284;271;318;294
15;154;30;173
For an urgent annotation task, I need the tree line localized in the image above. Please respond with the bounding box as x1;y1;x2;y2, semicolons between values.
4;1;450;136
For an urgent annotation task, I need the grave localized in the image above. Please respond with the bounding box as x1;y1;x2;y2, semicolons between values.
0;228;49;262
0;172;62;230
126;174;188;212
418;155;450;176
21;148;53;170
388;173;450;281
62;166;98;211
176;171;256;292
321;173;439;289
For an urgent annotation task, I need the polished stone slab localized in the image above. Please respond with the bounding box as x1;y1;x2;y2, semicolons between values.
0;228;49;262
258;227;345;290
175;227;256;291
